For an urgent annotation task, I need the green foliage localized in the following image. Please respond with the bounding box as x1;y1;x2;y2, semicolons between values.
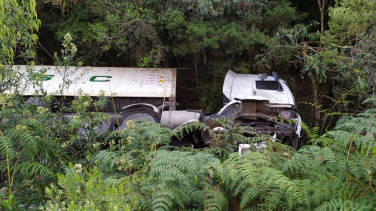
320;0;376;98
45;0;163;66
0;105;64;207
41;166;133;211
4;0;376;210
314;198;372;211
218;152;302;210
325;0;376;45
94;119;173;174
0;0;40;95
0;35;116;209
0;0;40;64
3;96;376;210
279;98;376;210
132;150;226;211
280;145;376;210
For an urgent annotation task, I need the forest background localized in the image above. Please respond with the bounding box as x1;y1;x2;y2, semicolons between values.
1;0;376;210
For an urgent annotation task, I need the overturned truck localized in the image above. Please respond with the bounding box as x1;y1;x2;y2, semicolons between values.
18;66;302;148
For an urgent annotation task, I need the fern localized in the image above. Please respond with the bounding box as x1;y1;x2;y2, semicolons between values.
314;198;372;211
218;152;302;210
0;135;15;160
129;150;223;210
239;187;259;208
19;118;46;134
151;185;175;211
0;108;69;208
5;128;39;157
103;174;130;187
94;150;118;172
174;121;211;140
16;161;54;177
280;142;376;209
203;183;227;211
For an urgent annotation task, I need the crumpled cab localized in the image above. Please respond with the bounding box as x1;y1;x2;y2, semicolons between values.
202;70;303;149
119;69;303;149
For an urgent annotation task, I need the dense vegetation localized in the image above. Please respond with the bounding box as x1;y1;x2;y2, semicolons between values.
1;0;376;210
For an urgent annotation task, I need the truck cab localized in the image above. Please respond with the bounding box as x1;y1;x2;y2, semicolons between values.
203;70;302;149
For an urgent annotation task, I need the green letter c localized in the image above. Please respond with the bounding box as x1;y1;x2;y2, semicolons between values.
89;76;112;82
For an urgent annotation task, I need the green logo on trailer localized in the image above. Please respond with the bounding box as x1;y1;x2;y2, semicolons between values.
42;75;112;82
43;75;55;81
89;76;112;82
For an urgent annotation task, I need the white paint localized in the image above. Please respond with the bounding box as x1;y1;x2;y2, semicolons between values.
13;66;176;98
222;70;295;106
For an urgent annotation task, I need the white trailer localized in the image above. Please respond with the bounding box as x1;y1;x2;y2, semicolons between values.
18;66;176;109
14;65;181;127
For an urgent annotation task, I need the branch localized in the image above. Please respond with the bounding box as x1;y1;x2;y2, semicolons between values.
330;44;354;49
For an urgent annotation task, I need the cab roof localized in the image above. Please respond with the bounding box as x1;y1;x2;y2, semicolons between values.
223;70;295;105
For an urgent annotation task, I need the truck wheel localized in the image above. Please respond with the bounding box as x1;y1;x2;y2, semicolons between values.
119;113;157;130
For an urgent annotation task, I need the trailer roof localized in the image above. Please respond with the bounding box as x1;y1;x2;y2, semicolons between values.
16;66;176;98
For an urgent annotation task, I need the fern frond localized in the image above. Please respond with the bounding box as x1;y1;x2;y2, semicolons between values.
105;130;121;141
265;191;283;211
103;174;129;187
4;128;38;156
240;187;260;209
173;121;210;140
17;161;54;177
0;135;15;159
243;205;265;211
203;184;228;211
94;150;118;172
172;186;203;208
219;152;302;210
151;186;175;211
20;118;45;134
314;198;371;211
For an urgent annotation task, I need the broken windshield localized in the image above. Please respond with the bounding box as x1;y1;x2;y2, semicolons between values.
256;81;284;91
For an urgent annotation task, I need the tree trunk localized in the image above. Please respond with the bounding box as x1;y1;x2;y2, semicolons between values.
318;0;326;33
310;73;320;126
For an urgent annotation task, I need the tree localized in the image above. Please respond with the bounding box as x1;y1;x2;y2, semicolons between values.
40;0;163;67
323;0;376;94
0;0;40;93
272;0;376;127
0;0;40;64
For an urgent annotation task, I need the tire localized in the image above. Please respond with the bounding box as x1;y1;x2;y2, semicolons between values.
119;113;157;130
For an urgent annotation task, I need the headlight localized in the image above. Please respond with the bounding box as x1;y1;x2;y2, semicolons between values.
279;110;294;119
